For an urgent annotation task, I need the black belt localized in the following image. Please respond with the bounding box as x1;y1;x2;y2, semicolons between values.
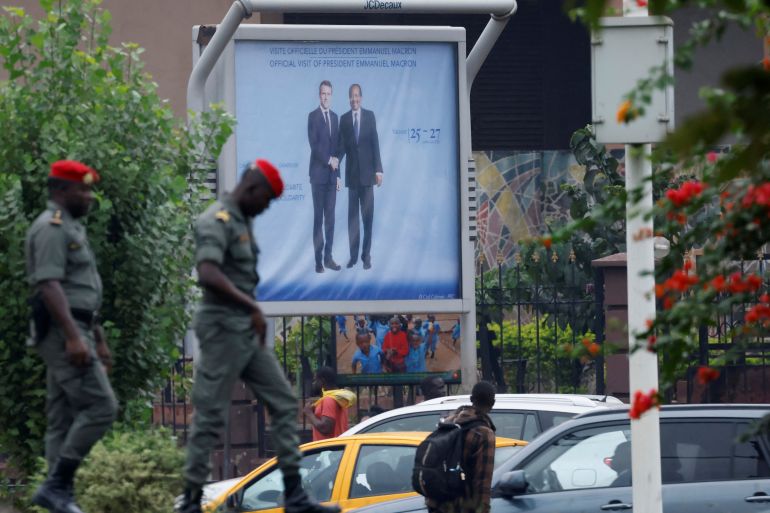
71;308;98;327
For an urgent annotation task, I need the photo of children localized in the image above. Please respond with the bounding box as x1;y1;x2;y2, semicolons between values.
335;313;461;376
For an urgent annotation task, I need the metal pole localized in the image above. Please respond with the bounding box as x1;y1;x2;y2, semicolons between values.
626;143;663;513
188;0;517;118
244;0;515;14
187;0;250;117
466;1;517;88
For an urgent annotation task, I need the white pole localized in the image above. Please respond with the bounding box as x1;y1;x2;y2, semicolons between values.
623;0;663;504
626;144;663;513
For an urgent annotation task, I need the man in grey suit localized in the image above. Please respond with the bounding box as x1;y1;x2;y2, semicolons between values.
336;84;383;270
307;80;341;273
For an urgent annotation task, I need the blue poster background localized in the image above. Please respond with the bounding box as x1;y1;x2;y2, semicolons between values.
234;40;461;301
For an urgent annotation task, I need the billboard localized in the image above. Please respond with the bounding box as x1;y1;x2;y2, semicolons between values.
231;32;465;310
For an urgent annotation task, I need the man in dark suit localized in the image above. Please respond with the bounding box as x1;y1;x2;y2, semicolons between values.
336;84;383;270
308;80;341;273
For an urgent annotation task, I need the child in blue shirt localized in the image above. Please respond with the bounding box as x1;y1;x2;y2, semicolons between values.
405;329;428;373
335;315;348;341
452;318;461;347
351;331;382;374
373;317;389;350
424;314;441;359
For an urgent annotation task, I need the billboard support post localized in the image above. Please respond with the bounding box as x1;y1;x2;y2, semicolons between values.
188;0;517;117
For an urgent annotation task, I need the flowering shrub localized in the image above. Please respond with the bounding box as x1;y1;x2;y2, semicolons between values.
559;0;770;422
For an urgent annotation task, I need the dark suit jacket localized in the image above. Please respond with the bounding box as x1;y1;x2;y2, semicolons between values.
337;108;382;187
308;107;339;185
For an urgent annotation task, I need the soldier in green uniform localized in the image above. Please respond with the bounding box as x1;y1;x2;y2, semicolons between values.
25;160;118;513
177;159;340;513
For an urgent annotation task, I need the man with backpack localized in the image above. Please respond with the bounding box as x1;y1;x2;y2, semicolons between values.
413;381;497;513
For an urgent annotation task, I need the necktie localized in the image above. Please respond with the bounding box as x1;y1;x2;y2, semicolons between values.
354;112;359;143
324;111;331;137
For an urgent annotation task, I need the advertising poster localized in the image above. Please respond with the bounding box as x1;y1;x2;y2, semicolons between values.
334;313;462;384
234;40;461;302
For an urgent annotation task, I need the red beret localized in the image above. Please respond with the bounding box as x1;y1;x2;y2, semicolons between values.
50;160;100;185
255;159;283;198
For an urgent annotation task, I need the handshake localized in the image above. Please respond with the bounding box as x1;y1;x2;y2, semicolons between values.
328;156;340;170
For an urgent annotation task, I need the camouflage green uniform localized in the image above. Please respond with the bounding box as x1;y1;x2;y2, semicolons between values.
25;201;118;469
184;194;302;486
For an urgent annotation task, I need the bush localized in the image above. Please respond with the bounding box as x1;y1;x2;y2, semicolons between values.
26;428;184;513
0;0;233;473
487;317;595;393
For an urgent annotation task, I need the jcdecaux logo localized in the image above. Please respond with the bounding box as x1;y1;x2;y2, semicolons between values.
364;0;403;10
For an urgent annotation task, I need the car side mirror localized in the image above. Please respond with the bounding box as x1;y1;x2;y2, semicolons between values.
226;488;244;510
496;470;528;497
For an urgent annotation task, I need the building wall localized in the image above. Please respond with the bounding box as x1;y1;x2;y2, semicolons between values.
8;0;280;118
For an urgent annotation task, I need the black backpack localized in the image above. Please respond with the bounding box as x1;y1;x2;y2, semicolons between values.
412;418;486;501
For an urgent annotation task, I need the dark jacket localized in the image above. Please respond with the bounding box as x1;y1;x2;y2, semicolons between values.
426;405;496;513
336;108;382;187
308;106;339;185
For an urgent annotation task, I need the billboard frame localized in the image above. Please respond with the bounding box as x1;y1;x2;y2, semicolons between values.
209;24;471;317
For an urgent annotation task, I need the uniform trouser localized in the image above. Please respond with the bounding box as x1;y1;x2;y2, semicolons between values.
184;313;302;486
36;321;118;469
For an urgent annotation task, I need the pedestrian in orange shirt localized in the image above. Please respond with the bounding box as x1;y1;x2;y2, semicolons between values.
303;367;354;440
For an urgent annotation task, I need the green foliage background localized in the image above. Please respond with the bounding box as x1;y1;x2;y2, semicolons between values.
487;318;595;393
0;0;233;473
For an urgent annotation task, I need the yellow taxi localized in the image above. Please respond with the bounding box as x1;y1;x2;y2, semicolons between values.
205;432;526;512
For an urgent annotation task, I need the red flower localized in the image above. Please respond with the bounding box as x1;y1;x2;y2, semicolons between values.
764;57;770;72
655;284;665;298
636;0;648;6
629;389;659;419
696;366;720;385
663;296;674;310
728;273;763;294
581;337;592;349
745;304;770;324
542;237;552;250
710;274;726;292
647;335;657;351
706;151;718;163
742;183;770;208
665;181;705;208
760;294;770;304
645;319;654;329
683;259;693;272
588;342;601;357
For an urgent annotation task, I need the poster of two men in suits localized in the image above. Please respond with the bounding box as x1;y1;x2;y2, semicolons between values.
309;80;382;275
233;39;462;303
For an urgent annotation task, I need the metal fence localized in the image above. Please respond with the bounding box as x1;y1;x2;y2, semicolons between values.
687;255;770;403
475;252;605;395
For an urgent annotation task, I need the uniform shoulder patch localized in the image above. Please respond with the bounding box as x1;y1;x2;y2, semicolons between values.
215;210;230;223
49;210;62;226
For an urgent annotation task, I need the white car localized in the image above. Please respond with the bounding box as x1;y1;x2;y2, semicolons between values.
342;394;623;441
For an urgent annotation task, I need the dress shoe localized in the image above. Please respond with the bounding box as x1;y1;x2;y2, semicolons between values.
363;260;371;270
346;259;357;268
315;264;324;273
324;259;341;271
